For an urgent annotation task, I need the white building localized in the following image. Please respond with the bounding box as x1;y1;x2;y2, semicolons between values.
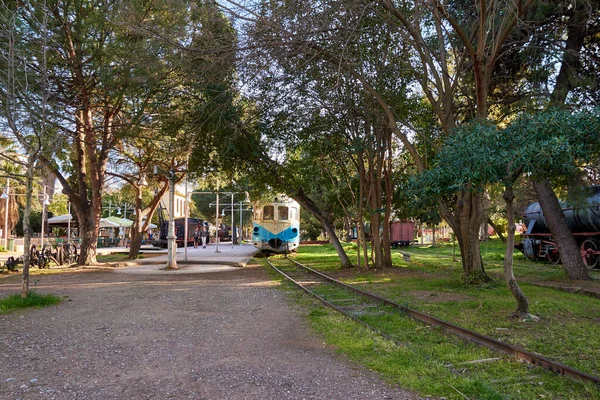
160;189;187;219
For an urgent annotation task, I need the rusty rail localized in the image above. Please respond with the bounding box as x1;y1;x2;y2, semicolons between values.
268;257;600;385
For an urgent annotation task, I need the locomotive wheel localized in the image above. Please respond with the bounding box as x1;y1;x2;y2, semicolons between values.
580;239;600;270
65;243;78;264
546;248;561;265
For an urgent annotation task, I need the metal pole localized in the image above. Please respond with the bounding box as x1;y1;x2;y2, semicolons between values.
67;201;71;244
231;193;234;248
184;157;189;261
239;200;242;245
215;179;220;253
167;170;178;269
3;178;9;250
41;186;46;249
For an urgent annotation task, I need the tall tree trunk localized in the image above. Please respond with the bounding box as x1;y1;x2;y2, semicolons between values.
343;214;351;243
503;185;530;317
292;189;352;268
128;183;168;259
370;212;383;269
487;217;506;243
442;190;491;283
357;174;365;268
128;189;144;259
21;155;36;298
360;221;369;268
533;181;590;280
541;7;592;281
77;213;99;265
383;156;393;267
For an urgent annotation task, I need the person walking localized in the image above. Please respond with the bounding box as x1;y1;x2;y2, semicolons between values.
200;227;208;249
193;226;201;249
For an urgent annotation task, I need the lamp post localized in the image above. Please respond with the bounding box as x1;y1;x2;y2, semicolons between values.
40;186;50;249
215;178;220;253
154;166;178;269
67;201;71;244
2;178;9;250
184;156;189;261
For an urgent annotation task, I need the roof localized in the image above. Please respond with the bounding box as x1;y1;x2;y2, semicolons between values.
47;214;122;228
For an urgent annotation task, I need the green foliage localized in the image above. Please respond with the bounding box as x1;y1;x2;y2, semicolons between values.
408;108;600;213
0;291;61;314
300;213;323;241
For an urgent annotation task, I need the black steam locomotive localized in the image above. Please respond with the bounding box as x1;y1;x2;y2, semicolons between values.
517;186;600;269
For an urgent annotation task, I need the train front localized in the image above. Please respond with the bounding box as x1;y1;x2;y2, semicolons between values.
253;197;300;254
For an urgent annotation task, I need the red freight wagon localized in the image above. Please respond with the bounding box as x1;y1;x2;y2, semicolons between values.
390;220;415;248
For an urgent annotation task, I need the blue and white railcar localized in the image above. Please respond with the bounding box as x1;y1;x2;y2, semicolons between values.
253;196;300;254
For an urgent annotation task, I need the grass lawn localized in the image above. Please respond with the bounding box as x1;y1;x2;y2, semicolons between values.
0;290;61;314
259;239;600;399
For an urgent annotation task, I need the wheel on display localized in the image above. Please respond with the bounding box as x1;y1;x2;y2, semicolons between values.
37;254;47;269
41;244;53;268
64;243;78;264
546;247;561;265
580;238;600;270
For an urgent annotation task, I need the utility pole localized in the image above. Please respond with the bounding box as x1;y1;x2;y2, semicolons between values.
154;166;178;269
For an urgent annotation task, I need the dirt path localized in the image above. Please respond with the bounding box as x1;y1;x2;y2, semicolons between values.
0;265;421;399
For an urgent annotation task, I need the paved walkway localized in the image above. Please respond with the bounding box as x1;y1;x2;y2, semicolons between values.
0;248;420;399
1;243;258;274
111;243;259;274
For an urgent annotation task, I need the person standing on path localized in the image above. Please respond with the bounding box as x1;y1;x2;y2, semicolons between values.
193;226;201;248
201;227;208;249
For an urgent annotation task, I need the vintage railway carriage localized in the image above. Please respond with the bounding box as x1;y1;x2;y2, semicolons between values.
253;196;300;254
390;220;415;247
517;186;600;268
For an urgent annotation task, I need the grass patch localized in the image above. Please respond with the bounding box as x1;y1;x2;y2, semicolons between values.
263;241;600;399
96;253;144;263
0;290;61;314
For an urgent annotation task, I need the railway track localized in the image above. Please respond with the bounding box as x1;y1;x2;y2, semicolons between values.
266;256;600;386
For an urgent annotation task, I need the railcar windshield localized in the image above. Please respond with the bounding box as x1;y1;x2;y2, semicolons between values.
263;205;274;220
278;206;288;220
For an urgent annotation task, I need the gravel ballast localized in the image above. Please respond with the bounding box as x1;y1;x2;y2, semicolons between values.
0;265;421;399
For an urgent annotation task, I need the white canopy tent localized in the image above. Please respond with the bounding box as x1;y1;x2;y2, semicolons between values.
47;214;121;228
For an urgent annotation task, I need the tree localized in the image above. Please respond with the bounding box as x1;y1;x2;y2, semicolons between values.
227;0;436;269
429;108;600;315
430;122;532;316
0;0;57;296
7;1;214;265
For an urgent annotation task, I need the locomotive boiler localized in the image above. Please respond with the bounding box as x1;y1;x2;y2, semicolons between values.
518;186;600;268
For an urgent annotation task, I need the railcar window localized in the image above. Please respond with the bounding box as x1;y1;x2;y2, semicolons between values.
290;207;297;220
278;206;289;220
263;206;274;220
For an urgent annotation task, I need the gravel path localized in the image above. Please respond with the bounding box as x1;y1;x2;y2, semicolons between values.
0;265;421;399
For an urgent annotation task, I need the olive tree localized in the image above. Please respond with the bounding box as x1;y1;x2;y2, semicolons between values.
428;108;600;316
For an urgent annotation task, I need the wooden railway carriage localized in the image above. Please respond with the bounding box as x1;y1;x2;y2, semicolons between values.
253;196;300;254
